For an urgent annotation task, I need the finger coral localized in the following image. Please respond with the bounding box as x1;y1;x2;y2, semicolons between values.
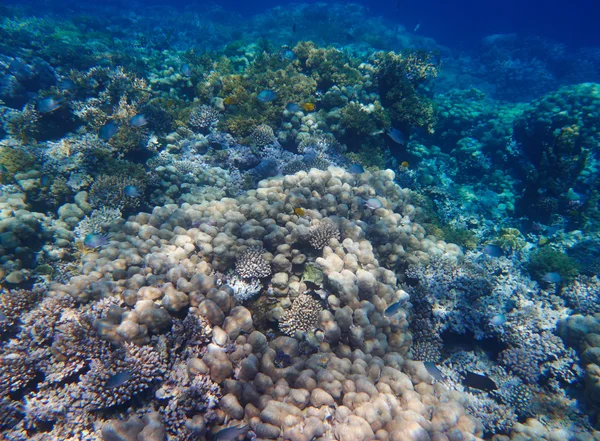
235;246;272;279
279;293;323;337
308;219;341;250
189;104;220;131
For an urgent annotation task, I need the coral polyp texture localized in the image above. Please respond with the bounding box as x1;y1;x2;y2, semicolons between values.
308;219;341;249
235;246;272;279
278;293;323;336
1;0;600;439
189;105;221;131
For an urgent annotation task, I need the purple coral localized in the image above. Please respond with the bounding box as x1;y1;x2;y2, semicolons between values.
79;343;165;410
0;288;40;335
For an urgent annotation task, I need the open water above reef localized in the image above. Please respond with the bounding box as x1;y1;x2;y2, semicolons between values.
1;1;600;440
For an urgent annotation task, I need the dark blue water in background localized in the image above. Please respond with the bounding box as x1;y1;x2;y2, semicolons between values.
9;0;599;48
90;0;600;49
219;0;599;48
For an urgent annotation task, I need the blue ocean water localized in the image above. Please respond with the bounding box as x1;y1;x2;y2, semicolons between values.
1;0;600;439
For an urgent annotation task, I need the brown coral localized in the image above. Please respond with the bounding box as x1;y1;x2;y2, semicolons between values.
235;246;271;279
309;220;340;250
279;294;323;337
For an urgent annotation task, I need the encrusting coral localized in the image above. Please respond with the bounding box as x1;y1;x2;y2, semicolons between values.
0;166;484;441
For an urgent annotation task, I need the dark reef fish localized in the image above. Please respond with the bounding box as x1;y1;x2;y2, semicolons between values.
36;96;64;113
462;371;497;391
105;370;132;388
384;301;403;317
84;233;108;249
124;185;141;197
58;78;76;91
180;63;192;77
542;272;562;283
257;90;277;103
364;198;383;210
349;163;364;174
423;362;443;382
371;127;406;145
483;244;503;258
386;127;406;144
99;121;119;140
489;313;506;326
129;114;148;127
280;49;296;61
213;425;248;441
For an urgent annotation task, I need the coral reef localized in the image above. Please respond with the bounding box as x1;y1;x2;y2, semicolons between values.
235;246;272;279
1;1;600;439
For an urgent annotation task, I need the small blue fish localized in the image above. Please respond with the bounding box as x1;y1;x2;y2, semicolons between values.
384;301;402;317
213;425;248;441
83;233;108;249
124;185;140;197
258;90;277;103
36;97;63;113
542;272;562;283
483;244;503;258
0;311;7;323
387;127;406;144
180;64;192;77
349;164;364;174
423;362;443;382
286;103;300;112
40;175;50;187
489;314;506;326
99;122;119;140
281;50;296;61
365;198;383;210
105;371;132;388
58;78;76;91
129;114;148;127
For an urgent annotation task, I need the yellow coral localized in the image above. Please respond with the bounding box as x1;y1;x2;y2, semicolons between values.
497;227;525;251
